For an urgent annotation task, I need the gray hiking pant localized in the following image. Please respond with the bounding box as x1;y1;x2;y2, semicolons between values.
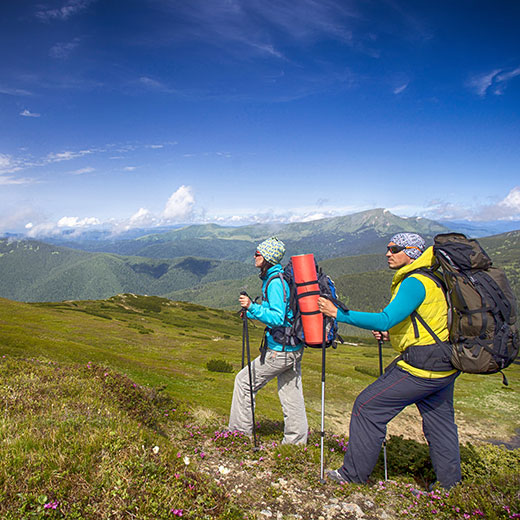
338;364;461;488
228;347;308;445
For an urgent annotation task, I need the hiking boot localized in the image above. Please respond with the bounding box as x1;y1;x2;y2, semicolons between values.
325;469;348;484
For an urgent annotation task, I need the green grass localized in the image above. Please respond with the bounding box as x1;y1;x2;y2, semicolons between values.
0;357;243;519
1;294;519;441
0;295;519;519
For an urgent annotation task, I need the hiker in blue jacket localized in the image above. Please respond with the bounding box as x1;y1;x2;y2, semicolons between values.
318;232;461;490
228;237;308;444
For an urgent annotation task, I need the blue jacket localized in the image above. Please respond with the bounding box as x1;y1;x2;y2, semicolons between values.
247;264;301;352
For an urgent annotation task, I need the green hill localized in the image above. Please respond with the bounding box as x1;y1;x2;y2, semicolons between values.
0;239;254;302
0;295;518;518
168;231;520;315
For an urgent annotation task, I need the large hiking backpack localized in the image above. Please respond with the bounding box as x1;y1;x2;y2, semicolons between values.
414;233;519;381
264;260;346;349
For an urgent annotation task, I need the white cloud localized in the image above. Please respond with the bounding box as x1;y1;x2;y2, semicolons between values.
163;185;195;221
57;216;101;228
0;86;33;96
0;154;32;183
128;208;158;227
424;187;520;221
0;176;31;185
69;167;95;175
138;77;176;93
49;38;81;59
0;154;16;173
36;0;96;21
469;66;520;97
25;222;61;238
499;186;520;209
45;150;93;162
496;67;520;84
123;166;137;171
393;83;408;95
166;0;356;58
0;207;42;234
139;76;164;89
20;109;41;118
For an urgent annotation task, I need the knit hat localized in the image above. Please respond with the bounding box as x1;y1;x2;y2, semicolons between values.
389;233;426;260
256;237;286;264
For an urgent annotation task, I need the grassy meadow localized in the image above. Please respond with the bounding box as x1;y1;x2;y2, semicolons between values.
0;294;519;519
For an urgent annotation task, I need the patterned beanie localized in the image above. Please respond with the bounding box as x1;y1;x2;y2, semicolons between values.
256;237;286;265
389;233;426;260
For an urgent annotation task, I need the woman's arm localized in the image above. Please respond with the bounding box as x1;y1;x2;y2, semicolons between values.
247;277;288;327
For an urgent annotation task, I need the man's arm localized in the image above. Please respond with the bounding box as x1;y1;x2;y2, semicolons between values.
319;276;426;331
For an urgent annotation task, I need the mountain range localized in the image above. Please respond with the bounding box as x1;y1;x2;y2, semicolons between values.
41;209;449;261
1;209;518;305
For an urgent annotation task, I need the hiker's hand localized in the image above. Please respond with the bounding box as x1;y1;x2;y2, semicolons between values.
372;330;390;342
239;294;251;309
318;297;338;318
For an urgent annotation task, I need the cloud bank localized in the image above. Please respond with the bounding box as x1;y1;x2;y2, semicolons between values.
425;186;520;221
20;185;197;238
6;184;520;239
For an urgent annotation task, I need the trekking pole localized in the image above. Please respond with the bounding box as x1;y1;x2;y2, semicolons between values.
240;291;258;450
378;337;388;481
319;316;327;483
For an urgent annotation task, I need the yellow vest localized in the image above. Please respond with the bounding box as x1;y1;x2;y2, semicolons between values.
389;247;457;379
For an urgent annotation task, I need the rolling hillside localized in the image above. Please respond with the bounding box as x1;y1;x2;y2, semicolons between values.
0;239;254;302
0;294;518;439
0;295;519;519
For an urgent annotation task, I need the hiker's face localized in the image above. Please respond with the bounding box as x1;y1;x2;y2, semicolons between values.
386;242;414;270
254;251;264;268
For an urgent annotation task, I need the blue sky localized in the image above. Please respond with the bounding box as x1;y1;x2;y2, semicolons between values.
1;0;519;236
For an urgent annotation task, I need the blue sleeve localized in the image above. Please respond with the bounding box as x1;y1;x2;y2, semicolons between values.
336;276;426;331
247;277;288;327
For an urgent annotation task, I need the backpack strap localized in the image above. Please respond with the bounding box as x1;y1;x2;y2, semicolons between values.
405;267;446;293
264;272;287;303
263;272;290;351
403;268;446;341
470;271;512;322
411;310;444;346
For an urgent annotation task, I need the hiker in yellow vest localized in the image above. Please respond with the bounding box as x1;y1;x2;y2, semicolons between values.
318;232;461;489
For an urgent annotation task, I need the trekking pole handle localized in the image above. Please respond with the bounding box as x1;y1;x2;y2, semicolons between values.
239;291;251;310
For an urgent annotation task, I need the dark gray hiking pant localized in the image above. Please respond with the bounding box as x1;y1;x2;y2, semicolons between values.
338;364;461;488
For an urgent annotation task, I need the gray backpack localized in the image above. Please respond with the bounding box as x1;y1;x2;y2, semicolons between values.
412;233;519;384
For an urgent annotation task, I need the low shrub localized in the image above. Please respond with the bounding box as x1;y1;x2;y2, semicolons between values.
206;359;234;373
